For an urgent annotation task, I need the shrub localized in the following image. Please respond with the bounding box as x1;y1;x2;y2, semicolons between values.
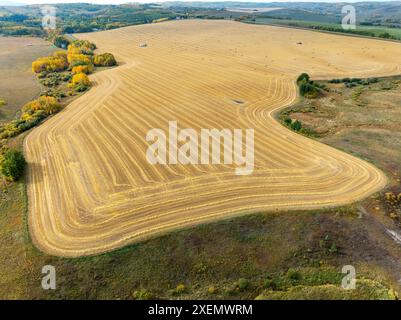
74;84;90;92
385;192;396;202
23;96;61;116
235;278;249;291
291;120;302;131
299;79;319;98
53;50;68;62
67;44;82;55
70;73;91;88
0;98;6;108
0;96;60;140
93;53;117;67
67;53;92;67
72;64;94;75
67;41;96;57
286;269;302;281
32;56;68;73
40;89;67;99
61;73;72;82
16;111;46;132
39;73;62;87
297;73;310;84
70;40;96;51
53;36;70;49
0;149;26;181
346;82;357;88
1;121;22;138
37;72;47;79
174;284;186;294
263;278;278;290
379;32;394;39
207;286;217;295
284;117;292;126
367;77;379;84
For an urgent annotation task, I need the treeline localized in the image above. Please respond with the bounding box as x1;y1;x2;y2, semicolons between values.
0;3;183;37
0;39;117;182
0;39;116;153
285;22;400;40
0;97;26;182
0;4;238;38
0;10;45;36
0;96;61;140
32;39;117;94
0;95;55;180
328;77;379;88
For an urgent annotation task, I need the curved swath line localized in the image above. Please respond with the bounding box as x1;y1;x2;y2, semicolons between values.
25;20;400;257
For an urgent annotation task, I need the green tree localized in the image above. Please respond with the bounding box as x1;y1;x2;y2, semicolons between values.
379;32;392;39
0;149;26;181
53;35;71;49
299;80;318;98
297;73;310;84
291;120;302;131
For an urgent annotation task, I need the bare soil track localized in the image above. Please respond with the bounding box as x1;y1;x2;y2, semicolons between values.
25;20;401;257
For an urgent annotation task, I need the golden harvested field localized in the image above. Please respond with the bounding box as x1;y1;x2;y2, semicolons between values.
24;20;401;257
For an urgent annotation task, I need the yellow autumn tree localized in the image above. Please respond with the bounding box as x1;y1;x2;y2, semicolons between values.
53;50;68;62
72;64;93;75
67;53;92;67
67;43;82;55
32;56;68;73
70;73;91;87
68;40;96;55
22;96;61;116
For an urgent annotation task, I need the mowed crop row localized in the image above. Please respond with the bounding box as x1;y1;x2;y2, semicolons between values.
25;20;401;257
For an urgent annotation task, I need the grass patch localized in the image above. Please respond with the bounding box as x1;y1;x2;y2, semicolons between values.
0;167;397;300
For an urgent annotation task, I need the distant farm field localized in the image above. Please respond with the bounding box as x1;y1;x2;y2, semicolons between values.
0;36;55;123
247;18;401;40
24;20;401;257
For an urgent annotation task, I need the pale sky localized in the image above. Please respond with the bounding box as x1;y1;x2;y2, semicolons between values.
11;0;401;4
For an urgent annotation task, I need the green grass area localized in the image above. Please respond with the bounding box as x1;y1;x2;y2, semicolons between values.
0;158;398;299
278;75;401;270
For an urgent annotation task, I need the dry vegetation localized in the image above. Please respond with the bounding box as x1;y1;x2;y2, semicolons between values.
24;20;401;257
281;75;401;233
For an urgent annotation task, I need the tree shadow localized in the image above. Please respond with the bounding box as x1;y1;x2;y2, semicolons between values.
25;162;44;185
